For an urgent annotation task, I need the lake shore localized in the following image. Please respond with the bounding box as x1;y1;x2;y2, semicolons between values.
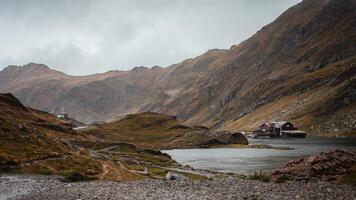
212;143;294;150
1;174;355;200
163;137;356;174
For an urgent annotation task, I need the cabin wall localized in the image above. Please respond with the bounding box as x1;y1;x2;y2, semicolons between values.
281;123;295;130
259;124;272;132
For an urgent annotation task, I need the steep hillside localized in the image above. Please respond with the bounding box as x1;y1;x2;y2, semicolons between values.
145;0;356;136
0;93;187;181
0;93;102;176
1;0;355;136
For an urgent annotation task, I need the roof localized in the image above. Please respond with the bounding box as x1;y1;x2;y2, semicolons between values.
261;122;273;127
272;121;289;128
260;121;294;129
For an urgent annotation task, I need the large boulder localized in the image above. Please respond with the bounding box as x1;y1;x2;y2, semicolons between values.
212;131;248;145
272;149;356;182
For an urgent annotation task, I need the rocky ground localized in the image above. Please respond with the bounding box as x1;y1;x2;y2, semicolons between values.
1;174;355;200
272;149;356;182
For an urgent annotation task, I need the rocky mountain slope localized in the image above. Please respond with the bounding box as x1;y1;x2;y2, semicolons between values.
1;0;355;136
0;63;169;123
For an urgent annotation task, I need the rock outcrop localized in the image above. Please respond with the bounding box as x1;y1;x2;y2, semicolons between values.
171;131;248;149
272;149;356;183
202;131;248;145
82;112;248;149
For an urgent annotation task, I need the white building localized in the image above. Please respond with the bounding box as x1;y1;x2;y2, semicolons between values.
57;105;68;119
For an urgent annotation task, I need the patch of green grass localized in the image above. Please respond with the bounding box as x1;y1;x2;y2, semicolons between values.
248;171;271;182
38;169;53;175
138;153;172;166
0;168;6;174
127;165;145;172
149;167;167;177
44;157;102;175
60;170;94;182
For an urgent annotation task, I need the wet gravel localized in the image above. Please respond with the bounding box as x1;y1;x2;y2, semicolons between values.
1;174;355;200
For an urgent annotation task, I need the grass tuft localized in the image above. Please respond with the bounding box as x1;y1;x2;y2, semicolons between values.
176;171;209;181
248;171;271;182
60;170;94;182
149;168;167;177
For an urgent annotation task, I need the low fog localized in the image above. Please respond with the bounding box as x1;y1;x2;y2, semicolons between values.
0;0;300;75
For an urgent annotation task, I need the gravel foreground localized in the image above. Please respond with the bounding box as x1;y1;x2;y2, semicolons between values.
1;174;355;200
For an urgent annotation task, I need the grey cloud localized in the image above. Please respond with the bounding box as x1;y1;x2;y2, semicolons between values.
0;0;301;75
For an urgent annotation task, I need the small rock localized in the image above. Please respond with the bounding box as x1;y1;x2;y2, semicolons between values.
165;172;190;181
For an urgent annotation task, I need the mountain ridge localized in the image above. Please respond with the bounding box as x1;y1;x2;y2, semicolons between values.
1;0;355;136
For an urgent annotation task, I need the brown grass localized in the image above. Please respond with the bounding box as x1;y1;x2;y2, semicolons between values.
91;112;206;149
0;94;182;182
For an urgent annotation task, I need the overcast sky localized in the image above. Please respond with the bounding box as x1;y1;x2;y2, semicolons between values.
0;0;301;75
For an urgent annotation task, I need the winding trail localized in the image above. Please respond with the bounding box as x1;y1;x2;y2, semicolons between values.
59;138;215;180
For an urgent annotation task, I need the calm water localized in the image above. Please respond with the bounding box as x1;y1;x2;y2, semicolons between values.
162;137;356;174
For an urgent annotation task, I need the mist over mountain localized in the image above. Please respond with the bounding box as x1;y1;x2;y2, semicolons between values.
1;0;355;136
0;0;300;75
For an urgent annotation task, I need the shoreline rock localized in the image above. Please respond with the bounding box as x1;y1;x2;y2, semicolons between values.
272;149;356;183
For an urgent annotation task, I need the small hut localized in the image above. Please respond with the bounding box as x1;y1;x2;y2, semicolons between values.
57;105;68;119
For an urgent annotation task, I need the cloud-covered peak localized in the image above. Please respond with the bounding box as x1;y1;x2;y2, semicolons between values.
0;0;300;75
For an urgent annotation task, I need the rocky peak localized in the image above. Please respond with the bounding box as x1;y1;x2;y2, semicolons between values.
3;63;49;71
132;66;149;72
2;65;20;72
151;65;162;70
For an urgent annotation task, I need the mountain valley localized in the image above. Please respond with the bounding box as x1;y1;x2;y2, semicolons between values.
1;0;355;137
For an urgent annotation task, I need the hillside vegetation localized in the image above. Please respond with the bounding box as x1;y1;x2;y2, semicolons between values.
81;112;247;149
0;93;191;181
1;93;247;181
0;93;104;178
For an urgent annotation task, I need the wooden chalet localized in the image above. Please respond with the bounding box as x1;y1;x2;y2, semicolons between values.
251;121;306;138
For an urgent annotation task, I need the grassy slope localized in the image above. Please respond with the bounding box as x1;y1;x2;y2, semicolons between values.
94;112;210;149
149;0;356;137
222;59;356;137
0;94;104;177
82;112;248;150
0;94;182;181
